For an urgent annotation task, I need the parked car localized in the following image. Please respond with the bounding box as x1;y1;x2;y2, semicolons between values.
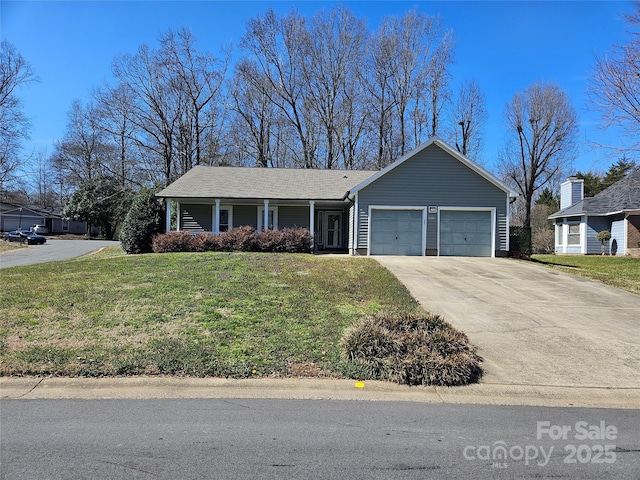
31;224;49;234
3;230;47;245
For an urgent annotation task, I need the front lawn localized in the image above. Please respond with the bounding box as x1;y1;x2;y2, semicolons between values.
0;249;422;377
532;254;640;295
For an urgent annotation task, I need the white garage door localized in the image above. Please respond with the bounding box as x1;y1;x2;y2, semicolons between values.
440;210;492;257
370;209;423;255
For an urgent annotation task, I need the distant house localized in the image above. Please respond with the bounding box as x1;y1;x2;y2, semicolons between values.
0;203;87;235
157;137;518;257
549;169;640;256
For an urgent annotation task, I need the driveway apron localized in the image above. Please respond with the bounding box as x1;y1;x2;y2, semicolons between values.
375;256;640;389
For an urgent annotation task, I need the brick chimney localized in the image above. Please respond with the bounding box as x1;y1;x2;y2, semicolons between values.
560;176;584;209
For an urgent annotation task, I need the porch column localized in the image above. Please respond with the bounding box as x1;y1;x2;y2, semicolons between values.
309;201;315;246
165;200;172;232
214;199;220;234
263;200;269;230
176;201;181;231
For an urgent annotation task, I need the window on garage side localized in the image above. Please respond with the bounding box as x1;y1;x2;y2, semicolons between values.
568;223;580;245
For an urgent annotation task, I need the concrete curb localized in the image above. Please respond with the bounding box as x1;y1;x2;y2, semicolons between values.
2;377;638;409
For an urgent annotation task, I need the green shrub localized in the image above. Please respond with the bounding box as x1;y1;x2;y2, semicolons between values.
120;187;165;254
510;226;532;258
340;312;483;386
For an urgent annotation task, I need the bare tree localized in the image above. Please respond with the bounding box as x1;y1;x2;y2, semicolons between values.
499;82;578;228
160;27;229;169
240;9;318;168
0;40;37;191
108;28;228;185
366;10;454;167
93;83;142;186
112;44;180;185
425;29;454;139
364;24;398;168
450;78;488;160
230;60;279;167
588;5;640;150
50;100;112;187
302;7;367;169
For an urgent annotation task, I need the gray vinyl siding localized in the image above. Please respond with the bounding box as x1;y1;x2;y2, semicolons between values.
586;217;611;254
356;144;509;253
181;204;212;231
233;205;257;229
611;215;626;255
278;206;309;229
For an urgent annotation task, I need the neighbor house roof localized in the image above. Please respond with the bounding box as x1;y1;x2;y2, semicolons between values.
0;203;64;218
549;168;640;219
156;166;377;201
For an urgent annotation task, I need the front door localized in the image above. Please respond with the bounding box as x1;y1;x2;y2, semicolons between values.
324;212;342;249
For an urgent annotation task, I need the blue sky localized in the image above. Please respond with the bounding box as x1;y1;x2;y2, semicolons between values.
1;0;634;176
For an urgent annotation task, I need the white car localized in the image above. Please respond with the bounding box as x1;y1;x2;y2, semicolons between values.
31;225;49;234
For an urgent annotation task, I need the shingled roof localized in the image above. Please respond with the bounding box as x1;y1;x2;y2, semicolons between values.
550;168;640;218
156;166;377;201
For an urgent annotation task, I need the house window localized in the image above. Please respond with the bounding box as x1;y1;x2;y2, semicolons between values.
568;224;580;245
557;224;563;245
62;221;69;232
219;209;230;232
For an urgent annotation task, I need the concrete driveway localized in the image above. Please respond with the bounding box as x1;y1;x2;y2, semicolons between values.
0;239;120;269
375;256;640;389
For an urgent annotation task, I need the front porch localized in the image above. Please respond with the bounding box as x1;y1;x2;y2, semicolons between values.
164;199;351;253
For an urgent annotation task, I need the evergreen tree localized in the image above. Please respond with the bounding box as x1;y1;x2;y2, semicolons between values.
63;175;133;239
120;187;165;254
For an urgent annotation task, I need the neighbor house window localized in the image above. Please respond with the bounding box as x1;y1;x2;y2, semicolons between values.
557;224;563;245
568;224;580;245
62;221;69;232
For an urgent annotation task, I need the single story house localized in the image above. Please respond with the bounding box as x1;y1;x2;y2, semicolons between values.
0;203;87;235
549;169;640;256
157;136;518;257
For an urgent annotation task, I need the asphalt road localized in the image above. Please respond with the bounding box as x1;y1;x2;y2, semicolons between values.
1;399;638;480
0;239;120;268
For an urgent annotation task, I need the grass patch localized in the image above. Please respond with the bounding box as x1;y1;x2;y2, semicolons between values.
340;313;482;386
0;249;424;378
0;242;27;253
532;254;640;295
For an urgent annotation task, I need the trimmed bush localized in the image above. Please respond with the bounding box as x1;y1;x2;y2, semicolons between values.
151;227;313;254
120;187;165;254
340;312;483;386
152;231;195;253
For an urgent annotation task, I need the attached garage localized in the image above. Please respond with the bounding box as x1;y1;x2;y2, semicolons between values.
369;208;425;255
439;209;494;257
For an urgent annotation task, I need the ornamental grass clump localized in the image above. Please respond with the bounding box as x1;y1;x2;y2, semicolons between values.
340;312;483;386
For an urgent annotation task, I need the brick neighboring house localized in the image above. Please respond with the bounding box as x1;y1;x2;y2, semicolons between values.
0;203;87;234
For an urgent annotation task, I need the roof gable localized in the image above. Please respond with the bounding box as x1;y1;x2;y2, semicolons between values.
347;136;518;198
